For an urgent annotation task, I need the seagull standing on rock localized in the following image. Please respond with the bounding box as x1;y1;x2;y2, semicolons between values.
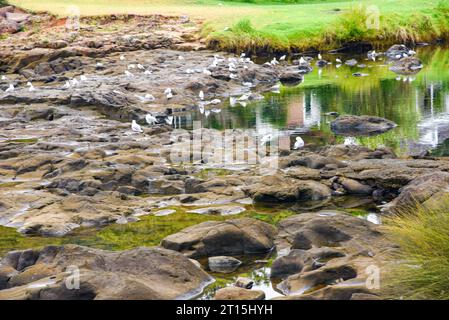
131;120;143;133
145;113;157;125
164;88;173;99
293;136;304;149
260;134;272;145
5;84;14;93
63;81;71;89
199;90;204;100
26;82;35;92
165;116;174;125
135;94;155;103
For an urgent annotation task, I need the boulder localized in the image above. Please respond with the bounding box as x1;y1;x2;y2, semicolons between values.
389;57;423;75
271;249;309;279
208;256;242;273
5;12;30;24
214;286;265;300
338;177;373;195
273;211;392;299
161;218;276;258
0;18;18;34
319;144;396;160
279;69;303;86
276;211;384;252
243;175;331;203
330;115;397;136
382;172;449;213
0;245;212;300
0;6;15;18
385;44;415;60
235;277;254;289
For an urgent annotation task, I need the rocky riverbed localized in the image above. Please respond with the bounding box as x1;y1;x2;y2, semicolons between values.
0;9;448;300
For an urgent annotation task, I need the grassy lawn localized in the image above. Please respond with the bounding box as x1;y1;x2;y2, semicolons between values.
8;0;449;52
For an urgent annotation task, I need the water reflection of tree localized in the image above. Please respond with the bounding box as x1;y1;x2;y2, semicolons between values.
195;46;449;154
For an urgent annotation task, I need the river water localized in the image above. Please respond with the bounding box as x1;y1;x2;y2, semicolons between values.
178;45;449;157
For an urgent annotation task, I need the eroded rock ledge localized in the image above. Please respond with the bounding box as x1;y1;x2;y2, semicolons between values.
0;245;213;300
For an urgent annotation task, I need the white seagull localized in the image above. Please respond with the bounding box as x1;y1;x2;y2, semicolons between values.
293;136;305;149
135;94;155;103
199;90;204;100
145;113;157;125
260;134;272;145
131;120;143;133
5;84;14;93
165;116;174;125
164;88;173;99
26;82;35;92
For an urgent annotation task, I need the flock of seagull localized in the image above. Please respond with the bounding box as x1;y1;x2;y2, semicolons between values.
0;49;391;150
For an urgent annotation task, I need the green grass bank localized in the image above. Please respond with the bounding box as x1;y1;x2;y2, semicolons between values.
6;0;449;53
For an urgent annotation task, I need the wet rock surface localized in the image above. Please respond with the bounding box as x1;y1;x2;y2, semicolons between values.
330;115;397;136
208;256;242;273
273;211;393;299
0;245;213;299
161;218;277;258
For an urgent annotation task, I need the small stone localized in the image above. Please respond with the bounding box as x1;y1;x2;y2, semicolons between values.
187;205;245;216
208;256;242;273
235;277;254;289
153;209;176;217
